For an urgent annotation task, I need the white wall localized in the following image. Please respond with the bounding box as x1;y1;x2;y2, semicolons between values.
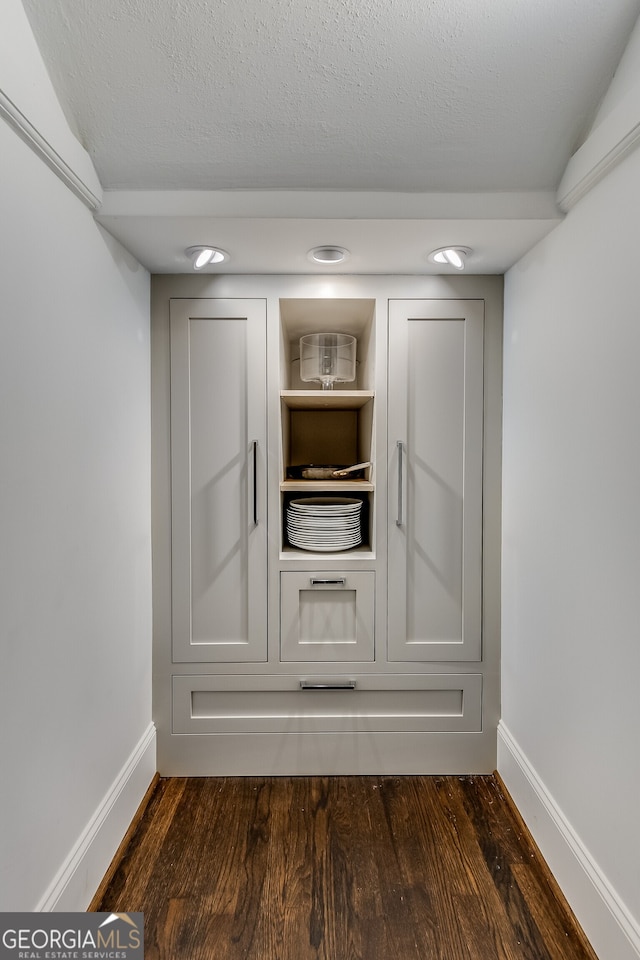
588;13;640;130
501;40;640;960
0;0;153;911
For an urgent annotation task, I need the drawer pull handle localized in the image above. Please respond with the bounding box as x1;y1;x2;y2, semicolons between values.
396;440;404;526
300;680;357;690
310;577;346;586
252;440;258;525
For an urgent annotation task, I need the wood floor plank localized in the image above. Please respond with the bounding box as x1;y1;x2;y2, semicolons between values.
99;777;187;918
443;781;551;960
93;775;598;960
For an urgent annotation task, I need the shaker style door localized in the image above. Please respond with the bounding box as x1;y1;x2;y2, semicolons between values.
170;299;267;662
388;300;484;661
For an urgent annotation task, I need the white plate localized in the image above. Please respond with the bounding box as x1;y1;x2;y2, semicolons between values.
287;540;362;552
289;499;362;515
287;524;361;534
287;512;361;522
288;517;361;526
288;534;362;546
290;497;362;508
286;518;361;529
288;512;362;523
287;507;361;516
288;540;362;550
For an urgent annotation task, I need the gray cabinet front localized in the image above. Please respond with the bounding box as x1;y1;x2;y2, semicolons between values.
387;299;484;661
170;298;268;662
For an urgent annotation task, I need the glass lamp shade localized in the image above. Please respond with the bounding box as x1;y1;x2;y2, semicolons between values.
299;333;357;390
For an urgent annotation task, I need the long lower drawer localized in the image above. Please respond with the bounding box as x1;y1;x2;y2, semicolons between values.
172;673;482;735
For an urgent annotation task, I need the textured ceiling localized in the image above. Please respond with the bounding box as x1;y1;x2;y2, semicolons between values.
20;0;640;272
23;0;640;192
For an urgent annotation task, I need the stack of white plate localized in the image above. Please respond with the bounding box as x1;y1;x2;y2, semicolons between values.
286;497;362;552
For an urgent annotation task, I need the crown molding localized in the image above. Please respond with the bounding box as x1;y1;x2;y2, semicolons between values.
557;80;640;212
0;87;102;210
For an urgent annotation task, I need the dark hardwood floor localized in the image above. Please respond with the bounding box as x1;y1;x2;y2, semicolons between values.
93;775;598;960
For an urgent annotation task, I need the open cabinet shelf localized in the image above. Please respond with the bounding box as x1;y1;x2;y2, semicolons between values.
279;298;377;558
280;480;375;492
280;544;376;560
280;390;374;409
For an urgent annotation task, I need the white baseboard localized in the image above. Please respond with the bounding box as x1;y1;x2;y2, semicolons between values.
497;721;640;960
36;723;157;912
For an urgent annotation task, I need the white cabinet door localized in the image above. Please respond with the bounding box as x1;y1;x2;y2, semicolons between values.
170;299;267;662
388;300;484;661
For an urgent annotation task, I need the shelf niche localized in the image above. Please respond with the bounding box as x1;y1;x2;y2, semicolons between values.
279;298;376;557
281;491;374;557
279;298;375;391
280;392;374;490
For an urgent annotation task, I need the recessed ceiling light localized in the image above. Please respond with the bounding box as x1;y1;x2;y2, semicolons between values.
308;246;350;265
428;246;472;271
186;246;229;270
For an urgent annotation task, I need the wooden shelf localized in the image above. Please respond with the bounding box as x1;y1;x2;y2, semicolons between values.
280;480;374;492
280;390;374;410
280;544;375;560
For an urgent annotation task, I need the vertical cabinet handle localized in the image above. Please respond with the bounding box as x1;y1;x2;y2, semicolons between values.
396;440;404;526
252;440;258;525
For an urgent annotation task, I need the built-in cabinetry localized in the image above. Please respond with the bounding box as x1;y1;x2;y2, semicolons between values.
152;276;502;775
169;299;268;662
388;299;484;661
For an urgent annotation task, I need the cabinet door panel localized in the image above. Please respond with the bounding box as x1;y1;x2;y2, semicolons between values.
388;300;483;661
280;571;375;662
170;299;267;662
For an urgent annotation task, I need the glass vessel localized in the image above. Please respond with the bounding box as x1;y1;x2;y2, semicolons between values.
299;333;357;390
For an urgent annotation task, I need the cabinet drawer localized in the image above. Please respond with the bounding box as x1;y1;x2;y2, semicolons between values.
172;674;482;734
280;570;375;662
